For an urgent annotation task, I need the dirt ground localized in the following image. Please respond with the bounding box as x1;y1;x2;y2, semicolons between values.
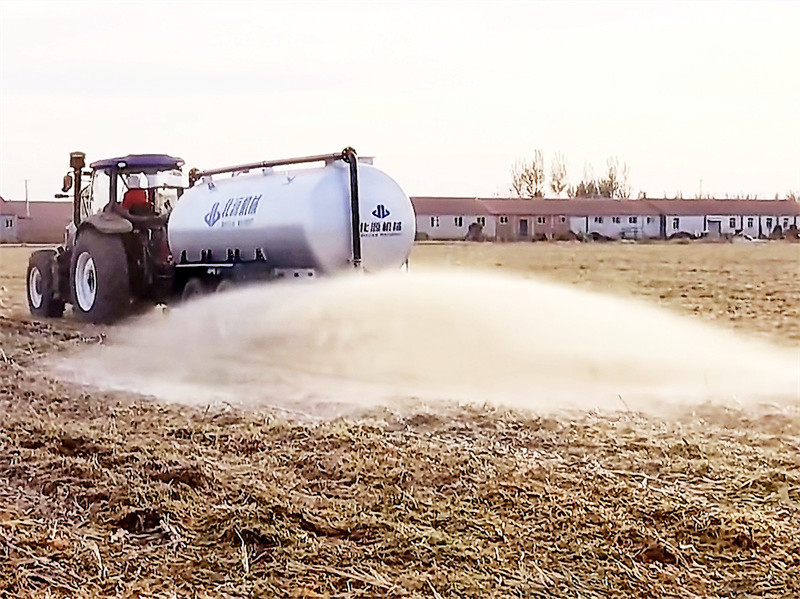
1;242;799;598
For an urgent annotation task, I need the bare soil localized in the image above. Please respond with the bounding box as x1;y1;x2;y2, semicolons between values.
0;242;798;598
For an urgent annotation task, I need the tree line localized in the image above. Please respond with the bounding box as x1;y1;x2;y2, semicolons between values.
510;151;798;201
510;151;631;199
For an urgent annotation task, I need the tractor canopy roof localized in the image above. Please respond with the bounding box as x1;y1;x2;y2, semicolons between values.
90;154;184;172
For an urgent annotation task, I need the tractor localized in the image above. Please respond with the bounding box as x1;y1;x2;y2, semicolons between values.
26;152;186;323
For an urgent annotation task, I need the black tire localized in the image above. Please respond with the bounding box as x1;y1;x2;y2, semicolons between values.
70;229;131;324
214;278;236;293
26;249;65;318
181;277;211;302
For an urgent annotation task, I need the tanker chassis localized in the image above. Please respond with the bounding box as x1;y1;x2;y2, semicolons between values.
26;148;415;324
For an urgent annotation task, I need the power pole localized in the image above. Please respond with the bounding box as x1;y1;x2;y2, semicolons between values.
25;179;30;217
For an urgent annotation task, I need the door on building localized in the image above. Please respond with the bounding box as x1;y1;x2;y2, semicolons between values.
708;220;721;238
518;218;529;239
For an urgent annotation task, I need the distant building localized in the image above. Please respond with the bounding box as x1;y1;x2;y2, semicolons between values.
0;197;72;243
646;199;799;239
411;197;800;241
412;197;494;240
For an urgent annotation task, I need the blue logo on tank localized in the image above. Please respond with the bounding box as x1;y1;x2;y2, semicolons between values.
204;202;221;227
372;204;390;219
204;195;262;227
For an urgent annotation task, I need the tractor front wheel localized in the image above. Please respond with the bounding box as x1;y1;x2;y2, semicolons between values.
70;230;131;324
27;249;65;318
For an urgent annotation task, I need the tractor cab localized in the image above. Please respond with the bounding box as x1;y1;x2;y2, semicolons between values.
66;154;187;230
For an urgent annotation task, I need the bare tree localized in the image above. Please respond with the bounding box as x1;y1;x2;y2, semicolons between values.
788;190;798;202
509;150;545;198
618;161;631;199
510;159;532;197
549;152;568;196
569;163;599;198
598;157;631;198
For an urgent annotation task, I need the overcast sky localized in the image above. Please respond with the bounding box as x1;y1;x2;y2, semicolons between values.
1;0;798;201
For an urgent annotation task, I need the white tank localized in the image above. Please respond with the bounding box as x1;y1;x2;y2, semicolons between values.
167;161;415;273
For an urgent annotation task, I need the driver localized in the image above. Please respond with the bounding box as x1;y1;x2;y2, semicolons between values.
122;174;149;212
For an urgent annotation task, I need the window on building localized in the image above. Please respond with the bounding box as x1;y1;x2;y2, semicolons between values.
628;216;638;224
560;216;566;223
729;218;736;228
747;217;754;227
784;218;790;228
672;217;680;229
454;216;463;227
4;218;12;228
612;217;621;224
477;216;486;226
430;216;440;227
499;216;508;224
646;217;653;224
593;216;603;224
765;217;773;229
536;217;546;224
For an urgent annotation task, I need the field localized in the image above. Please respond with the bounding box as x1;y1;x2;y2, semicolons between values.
1;242;799;598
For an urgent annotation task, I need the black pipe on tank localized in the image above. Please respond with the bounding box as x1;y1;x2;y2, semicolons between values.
341;147;362;268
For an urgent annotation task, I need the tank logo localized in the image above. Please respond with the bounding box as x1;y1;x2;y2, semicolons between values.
360;220;403;236
372;204;390;219
204;195;262;228
204;204;221;227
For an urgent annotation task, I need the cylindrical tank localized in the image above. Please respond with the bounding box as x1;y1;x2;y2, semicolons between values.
167;160;415;273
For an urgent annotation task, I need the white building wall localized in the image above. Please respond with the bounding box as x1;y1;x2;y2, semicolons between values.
760;216;776;237
415;214;495;240
576;214;659;239
741;215;760;237
586;216;625;238
777;215;798;232
570;216;587;236
666;215;705;237
640;216;661;238
710;215;744;235
762;214;797;236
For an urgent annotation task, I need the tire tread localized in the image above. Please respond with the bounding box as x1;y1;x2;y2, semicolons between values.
70;230;131;324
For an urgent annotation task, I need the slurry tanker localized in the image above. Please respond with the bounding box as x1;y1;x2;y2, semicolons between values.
26;148;415;323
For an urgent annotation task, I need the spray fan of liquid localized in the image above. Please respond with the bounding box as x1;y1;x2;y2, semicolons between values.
53;271;800;418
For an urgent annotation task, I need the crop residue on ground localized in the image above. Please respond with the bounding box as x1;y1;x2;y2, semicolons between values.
3;243;800;598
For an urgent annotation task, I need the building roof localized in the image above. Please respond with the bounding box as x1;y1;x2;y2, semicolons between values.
645;199;800;216
411;197;490;216
0;197;72;220
411;196;800;218
480;198;662;217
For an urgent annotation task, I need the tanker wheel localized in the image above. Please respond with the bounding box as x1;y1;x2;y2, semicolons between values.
181;277;212;302
70;229;131;324
214;278;236;293
27;249;65;318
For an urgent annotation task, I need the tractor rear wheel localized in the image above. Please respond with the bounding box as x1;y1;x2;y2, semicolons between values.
27;249;65;318
70;229;131;324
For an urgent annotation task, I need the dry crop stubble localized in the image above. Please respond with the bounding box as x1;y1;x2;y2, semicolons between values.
0;242;799;598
